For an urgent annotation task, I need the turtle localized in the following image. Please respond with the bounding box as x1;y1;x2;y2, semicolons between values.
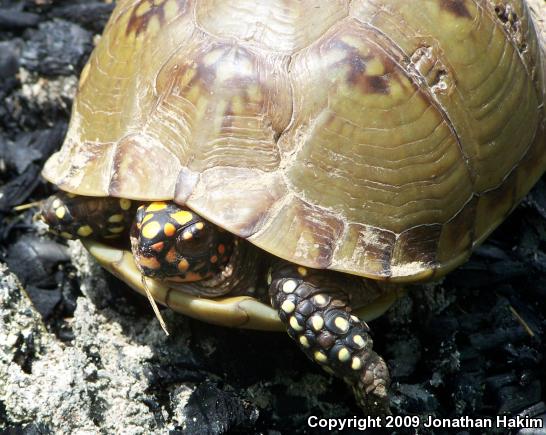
39;0;546;413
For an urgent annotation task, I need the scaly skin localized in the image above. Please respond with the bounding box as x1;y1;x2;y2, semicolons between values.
268;262;390;414
41;192;135;240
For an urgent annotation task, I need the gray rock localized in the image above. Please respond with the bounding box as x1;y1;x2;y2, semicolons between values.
0;250;180;433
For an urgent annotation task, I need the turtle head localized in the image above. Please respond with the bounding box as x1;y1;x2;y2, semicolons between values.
130;202;233;283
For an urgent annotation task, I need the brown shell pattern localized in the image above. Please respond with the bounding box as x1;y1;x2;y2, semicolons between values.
43;0;546;282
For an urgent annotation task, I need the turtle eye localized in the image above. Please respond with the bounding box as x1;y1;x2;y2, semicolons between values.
175;221;215;256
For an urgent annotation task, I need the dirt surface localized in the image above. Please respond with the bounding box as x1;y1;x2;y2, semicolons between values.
1;1;546;434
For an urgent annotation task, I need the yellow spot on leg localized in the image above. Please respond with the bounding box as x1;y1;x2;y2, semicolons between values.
119;199;132;210
289;316;303;332
108;226;125;234
282;280;297;293
314;351;327;363
297;266;308;276
313;295;327;306
310;315;324;331
281;300;295;314
51;199;61;209
142;221;161;239
334;317;350;333
338;347;350;362
299;336;310;348
55;207;66;219
108;214;124;223
77;225;93;237
351;357;362;370
352;335;365;348
60;232;73;239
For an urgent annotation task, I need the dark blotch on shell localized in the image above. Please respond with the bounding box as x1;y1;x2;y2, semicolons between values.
439;0;472;18
125;0;167;36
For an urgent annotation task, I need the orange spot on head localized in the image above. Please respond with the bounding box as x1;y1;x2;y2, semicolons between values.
151;242;164;252
177;258;189;272
165;247;177;263
139;255;161;270
217;244;225;254
182;231;193;240
164;222;176;237
210;255;218;263
195;222;204;230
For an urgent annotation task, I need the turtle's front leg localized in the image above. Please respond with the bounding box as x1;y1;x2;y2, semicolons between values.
269;263;390;414
40;192;135;240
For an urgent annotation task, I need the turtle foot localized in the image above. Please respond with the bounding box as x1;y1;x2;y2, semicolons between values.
268;263;391;415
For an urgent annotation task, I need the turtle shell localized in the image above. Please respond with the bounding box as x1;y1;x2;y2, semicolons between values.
43;0;546;282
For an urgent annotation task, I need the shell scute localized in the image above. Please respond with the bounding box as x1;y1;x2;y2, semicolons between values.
153;37;292;173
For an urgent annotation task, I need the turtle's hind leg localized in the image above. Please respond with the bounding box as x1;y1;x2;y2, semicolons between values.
40;192;135;240
268;263;390;414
